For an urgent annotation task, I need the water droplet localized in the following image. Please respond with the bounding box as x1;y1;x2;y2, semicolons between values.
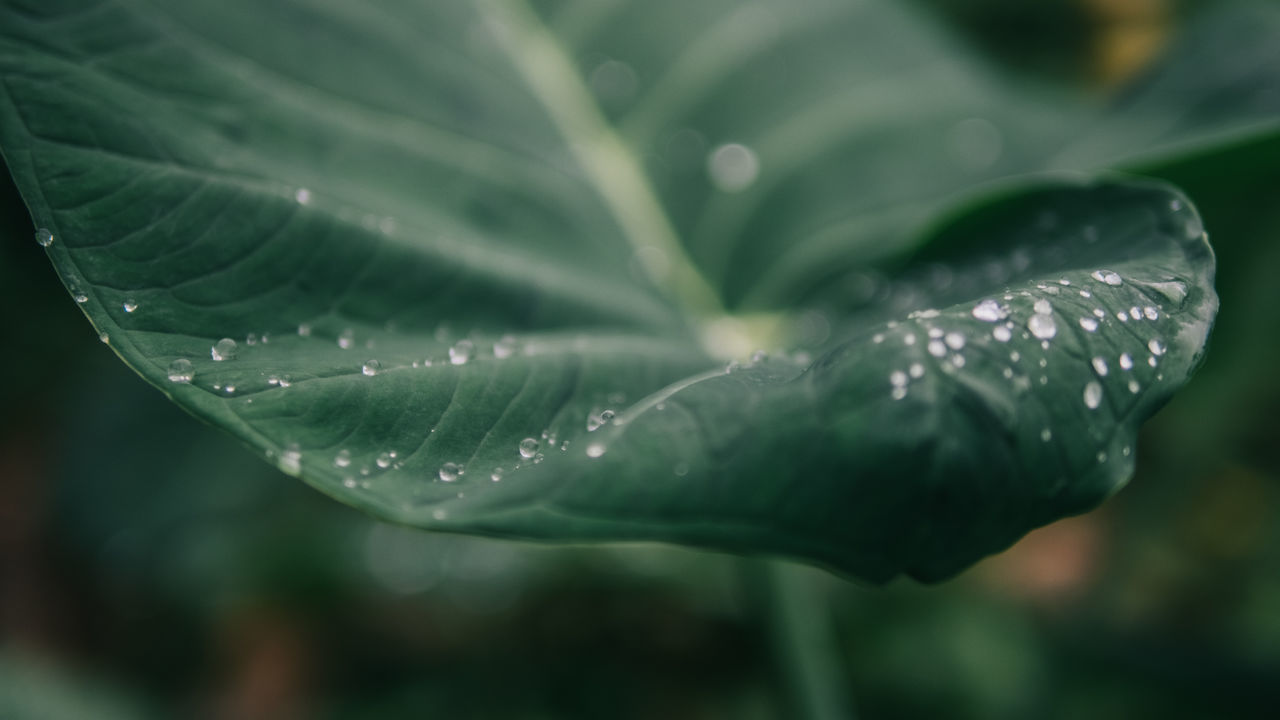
1128;379;1140;394
1143;306;1159;321
944;332;965;350
891;387;908;400
928;340;947;357
211;338;237;361
1091;357;1108;376
1040;428;1052;442
903;333;916;346
1148;356;1158;368
334;449;351;468
1096;451;1108;463
224;384;236;394
98;332;109;344
1119;353;1134;370
519;437;539;459
586;442;606;458
1083;381;1103;410
1079;317;1098;332
928;328;944;339
872;333;885;344
297;323;312;337
34;228;53;247
1033;299;1052;315
167;358;194;383
449;339;474;365
1010;351;1021;362
1122;445;1131;457
337;328;354;349
1079;289;1092;298
1129;307;1142;320
890;370;908;387
971;299;1006;322
376;452;393;469
342;477;357;488
673;462;689;477
279;444;302;476
707;143;760;192
909;363;925;379
993;326;1012;342
1093;308;1106;318
1148;338;1166;356
362;359;381;376
1116;312;1128;323
493;335;516;359
1091;269;1123;286
1027;313;1057;340
123;300;138;313
294;187;312;205
951;354;966;368
438;462;462;482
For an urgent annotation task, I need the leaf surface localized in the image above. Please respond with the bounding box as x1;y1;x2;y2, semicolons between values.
0;0;1252;580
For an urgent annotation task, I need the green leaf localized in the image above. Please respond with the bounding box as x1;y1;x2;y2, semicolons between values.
0;0;1250;581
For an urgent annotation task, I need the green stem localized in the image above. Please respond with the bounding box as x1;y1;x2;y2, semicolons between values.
748;559;856;720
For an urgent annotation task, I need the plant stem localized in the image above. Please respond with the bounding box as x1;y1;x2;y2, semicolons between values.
747;559;856;720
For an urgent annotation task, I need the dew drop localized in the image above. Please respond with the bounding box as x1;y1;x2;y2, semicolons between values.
971;299;1006;322
362;359;381;376
1119;353;1134;370
909;363;924;379
1084;380;1103;410
98;332;109;344
1129;307;1142;320
1116;312;1129;323
1143;306;1159;321
890;370;908;387
167;358;194;383
34;227;54;247
1128;379;1140;394
490;467;505;482
334;449;351;468
1093;308;1106;318
1033;299;1052;315
211;338;237;361
1091;357;1109;376
944;332;965;350
123;300;138;313
449;339;474;365
1040;428;1052;442
294;187;312;205
1148;338;1166;356
297;323;312;337
279;444;302;476
1079;317;1098;332
928;340;947;358
1148;356;1158;368
376;452;393;469
438;462;461;482
1027;313;1057;340
337;328;354;349
1091;269;1123;286
993;326;1012;342
586;442;606;458
1097;451;1108;464
493;334;516;359
519;437;540;459
903;333;916;346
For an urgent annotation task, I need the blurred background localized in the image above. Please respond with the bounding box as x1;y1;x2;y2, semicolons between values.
4;0;1279;718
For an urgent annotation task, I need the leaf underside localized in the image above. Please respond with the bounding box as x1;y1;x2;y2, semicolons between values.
1;0;1253;581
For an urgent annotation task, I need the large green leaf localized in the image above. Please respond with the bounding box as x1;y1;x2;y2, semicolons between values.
1;0;1258;581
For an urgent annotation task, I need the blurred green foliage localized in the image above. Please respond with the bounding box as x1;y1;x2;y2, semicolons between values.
3;1;1279;718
